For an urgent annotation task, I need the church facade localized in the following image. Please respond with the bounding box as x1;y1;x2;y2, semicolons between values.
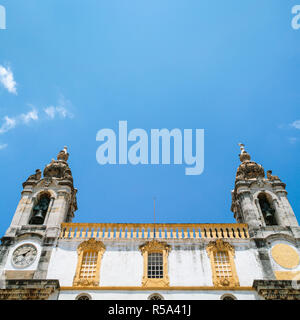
0;145;299;300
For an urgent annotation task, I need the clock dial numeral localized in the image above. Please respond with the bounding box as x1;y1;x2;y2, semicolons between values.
12;244;37;268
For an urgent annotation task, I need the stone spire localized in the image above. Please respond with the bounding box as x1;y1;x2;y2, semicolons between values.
235;143;265;182
6;146;78;239
231;143;299;229
43;147;73;184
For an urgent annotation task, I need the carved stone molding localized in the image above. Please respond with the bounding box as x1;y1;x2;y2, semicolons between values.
139;240;171;288
0;280;59;300
77;238;106;253
206;239;235;255
73;239;106;287
139;240;170;255
253;280;300;300
206;240;240;288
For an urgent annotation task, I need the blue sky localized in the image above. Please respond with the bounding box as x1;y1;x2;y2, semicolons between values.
0;0;299;236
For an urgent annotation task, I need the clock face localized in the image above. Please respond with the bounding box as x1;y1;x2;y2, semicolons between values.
12;244;37;268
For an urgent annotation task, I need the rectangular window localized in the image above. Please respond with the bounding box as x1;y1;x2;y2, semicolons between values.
214;251;232;279
79;251;98;280
147;252;163;279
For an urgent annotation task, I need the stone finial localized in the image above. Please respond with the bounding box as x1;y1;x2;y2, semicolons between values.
57;146;69;161
238;143;251;162
35;169;42;180
235;143;265;182
267;170;281;182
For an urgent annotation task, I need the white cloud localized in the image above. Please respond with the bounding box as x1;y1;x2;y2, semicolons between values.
44;105;73;119
0;144;8;150
56;106;69;118
0;116;17;134
289;137;298;144
0;109;38;134
291;120;300;130
44;97;73;119
44;106;56;119
0;65;17;94
0;96;73;149
21;109;39;123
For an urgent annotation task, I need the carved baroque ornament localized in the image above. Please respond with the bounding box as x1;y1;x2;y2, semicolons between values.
73;239;106;287
206;239;240;288
139;240;171;288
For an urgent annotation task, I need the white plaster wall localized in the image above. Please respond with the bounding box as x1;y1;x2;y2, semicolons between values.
47;239;265;288
46;242;78;286
100;243;143;286
47;240;145;286
235;247;264;286
168;245;212;286
58;290;258;300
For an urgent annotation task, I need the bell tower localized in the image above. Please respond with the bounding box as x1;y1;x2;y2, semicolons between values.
231;144;298;230
4;147;78;239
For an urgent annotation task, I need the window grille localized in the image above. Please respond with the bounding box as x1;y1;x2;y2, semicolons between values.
79;251;98;280
147;252;163;279
214;251;232;279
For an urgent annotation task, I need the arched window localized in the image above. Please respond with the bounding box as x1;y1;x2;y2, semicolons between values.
148;293;164;300
258;193;277;226
221;294;237;300
76;293;92;300
29;194;50;225
73;239;106;287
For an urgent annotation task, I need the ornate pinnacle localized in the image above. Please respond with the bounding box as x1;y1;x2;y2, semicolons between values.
238;143;245;153
57;146;69;161
238;143;251;162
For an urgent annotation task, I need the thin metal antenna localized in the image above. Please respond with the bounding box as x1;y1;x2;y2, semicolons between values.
153;197;156;238
153;197;156;225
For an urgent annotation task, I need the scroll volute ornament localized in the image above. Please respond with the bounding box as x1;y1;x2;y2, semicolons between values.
77;238;106;254
206;239;240;288
139;240;171;255
73;239;106;287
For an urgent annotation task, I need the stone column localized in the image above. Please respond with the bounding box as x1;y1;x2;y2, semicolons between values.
277;193;299;227
239;191;261;229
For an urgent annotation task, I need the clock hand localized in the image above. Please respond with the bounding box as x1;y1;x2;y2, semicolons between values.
20;250;30;257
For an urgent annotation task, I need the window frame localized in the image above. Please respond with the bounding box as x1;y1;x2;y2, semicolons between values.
220;293;237;300
147;252;164;279
73;239;106;287
206;239;239;288
140;240;171;288
148;293;164;300
76;293;92;300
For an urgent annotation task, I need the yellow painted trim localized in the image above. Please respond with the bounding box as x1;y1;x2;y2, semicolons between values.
60;286;254;291
60;222;250;240
275;271;300;280
61;222;248;228
206;240;240;288
73;239;106;287
271;244;300;269
140;240;171;288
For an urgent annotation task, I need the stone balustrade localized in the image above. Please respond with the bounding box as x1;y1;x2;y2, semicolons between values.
59;223;249;240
